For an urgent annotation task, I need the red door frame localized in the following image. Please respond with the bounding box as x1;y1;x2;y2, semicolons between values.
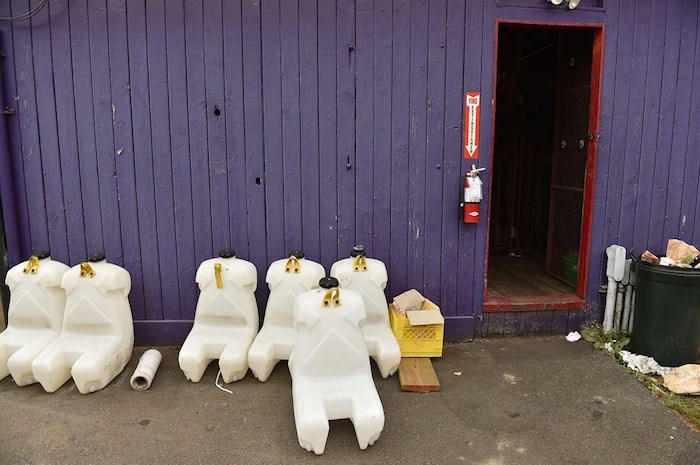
484;20;604;313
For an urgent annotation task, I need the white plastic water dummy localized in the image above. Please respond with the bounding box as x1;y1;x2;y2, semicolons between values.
179;249;258;383
330;245;401;378
248;250;324;382
31;253;134;394
0;252;69;386
289;277;385;455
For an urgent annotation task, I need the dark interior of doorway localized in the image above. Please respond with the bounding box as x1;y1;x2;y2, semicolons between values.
487;24;593;301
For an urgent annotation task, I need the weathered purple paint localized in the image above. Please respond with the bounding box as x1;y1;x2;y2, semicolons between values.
108;0;145;316
2;0;700;344
389;0;410;299
167;0;197;319
318;0;338;269
0;35;25;266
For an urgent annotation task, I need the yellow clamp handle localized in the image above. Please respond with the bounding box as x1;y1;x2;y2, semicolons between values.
79;262;96;278
353;255;368;272
322;287;341;308
214;263;223;289
285;256;301;274
23;256;40;275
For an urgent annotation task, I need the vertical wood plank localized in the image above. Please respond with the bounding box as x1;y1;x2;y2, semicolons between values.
423;0;447;301
107;0;145;317
167;0;197;318
299;0;321;260
646;0;680;250
69;0;103;254
336;0;356;258
240;0;269;309
649;1;689;244
632;0;663;252
470;0;491;317
591;1;620;291
439;0;466;317
89;0;122;264
689;11;700;246
280;0;303;251
146;0;179;320
355;0;374;248
12;0;49;251
0;2;32;262
126;0;161;320
676;2;700;240
50;0;86;265
0;34;24;264
372;0;393;266
619;1;650;251
318;0;339;267
261;0;286;262
407;0;428;290
184;0;214;267
602;0;629;247
223;0;249;260
389;0;411;297
459;0;484;317
203;0;229;251
31;1;68;263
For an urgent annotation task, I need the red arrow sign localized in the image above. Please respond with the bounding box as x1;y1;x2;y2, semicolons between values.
463;92;480;159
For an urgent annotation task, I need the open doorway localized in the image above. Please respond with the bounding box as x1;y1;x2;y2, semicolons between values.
486;23;601;309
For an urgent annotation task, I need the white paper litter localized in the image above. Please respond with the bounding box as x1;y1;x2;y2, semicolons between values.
565;331;581;342
619;350;672;377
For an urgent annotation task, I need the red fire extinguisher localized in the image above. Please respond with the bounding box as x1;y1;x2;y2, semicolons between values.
460;165;485;223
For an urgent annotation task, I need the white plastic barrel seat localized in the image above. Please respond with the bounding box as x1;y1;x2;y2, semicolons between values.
289;277;385;455
0;252;69;386
31;253;134;394
248;250;324;382
179;249;258;383
330;246;401;378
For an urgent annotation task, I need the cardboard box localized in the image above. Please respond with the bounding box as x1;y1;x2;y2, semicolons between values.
389;290;444;357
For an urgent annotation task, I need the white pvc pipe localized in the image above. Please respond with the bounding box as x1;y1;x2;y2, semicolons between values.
603;277;616;333
130;349;162;391
628;290;636;334
621;284;633;332
614;282;625;330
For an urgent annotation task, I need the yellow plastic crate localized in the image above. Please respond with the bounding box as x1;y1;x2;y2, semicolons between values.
389;300;444;357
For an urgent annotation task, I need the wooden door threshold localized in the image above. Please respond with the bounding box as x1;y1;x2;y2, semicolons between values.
484;294;585;313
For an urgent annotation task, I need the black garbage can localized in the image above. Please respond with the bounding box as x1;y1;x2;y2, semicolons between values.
629;259;700;367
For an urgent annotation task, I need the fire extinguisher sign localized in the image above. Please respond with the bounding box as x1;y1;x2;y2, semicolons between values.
463;92;480;159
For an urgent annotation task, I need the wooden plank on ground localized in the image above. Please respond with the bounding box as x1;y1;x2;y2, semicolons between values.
398;358;440;392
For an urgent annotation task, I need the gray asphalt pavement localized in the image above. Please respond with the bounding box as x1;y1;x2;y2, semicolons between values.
1;337;698;465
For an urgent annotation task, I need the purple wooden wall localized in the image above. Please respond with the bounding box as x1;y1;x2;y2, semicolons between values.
1;0;699;343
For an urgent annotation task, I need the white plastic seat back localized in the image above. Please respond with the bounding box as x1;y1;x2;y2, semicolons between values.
31;255;134;394
330;247;401;378
248;252;324;382
289;281;384;455
179;250;258;383
0;254;69;386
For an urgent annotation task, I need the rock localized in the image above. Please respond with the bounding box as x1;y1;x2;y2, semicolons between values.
663;364;700;395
